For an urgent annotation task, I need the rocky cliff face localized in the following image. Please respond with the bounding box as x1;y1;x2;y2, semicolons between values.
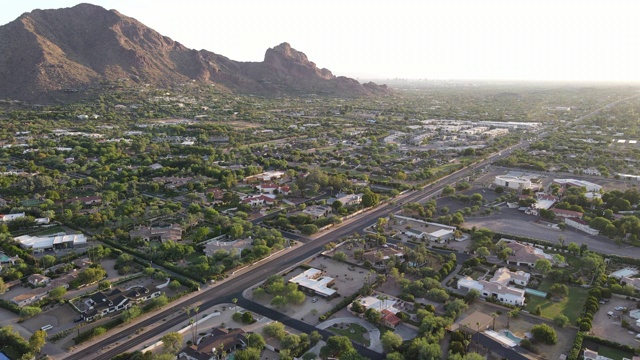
0;3;390;102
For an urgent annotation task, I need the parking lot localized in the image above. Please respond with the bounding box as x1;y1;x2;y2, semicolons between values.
591;296;640;348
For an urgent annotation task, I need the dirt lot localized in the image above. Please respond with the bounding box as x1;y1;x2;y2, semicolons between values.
591;296;640;348
467;300;577;360
246;256;371;326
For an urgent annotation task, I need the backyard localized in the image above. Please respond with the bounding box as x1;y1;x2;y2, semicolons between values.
524;280;588;324
329;323;370;347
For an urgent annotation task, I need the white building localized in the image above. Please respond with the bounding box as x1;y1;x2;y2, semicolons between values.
0;213;26;222
427;229;454;243
14;234;87;250
289;268;336;298
457;277;526;306
553;179;602;193
494;175;533;190
565;217;600;235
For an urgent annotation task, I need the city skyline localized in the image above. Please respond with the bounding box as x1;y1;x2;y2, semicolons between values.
2;0;639;83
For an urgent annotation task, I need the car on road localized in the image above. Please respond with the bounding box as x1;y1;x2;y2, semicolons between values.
312;298;318;303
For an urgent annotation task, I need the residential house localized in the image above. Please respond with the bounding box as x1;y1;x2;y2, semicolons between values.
28;274;51;287
303;205;332;219
12;273;78;307
551;208;584;220
457;278;526;306
64;196;102;206
244;171;285;184
504;241;552;267
178;327;247;360
404;228;427;239
241;194;276;207
289;268;337;299
450;311;494;334
361;248;405;267
255;183;291;195
381;309;402;329
327;193;363;207
82;286;161;321
490;267;530;286
205;188;224;201
130;224;183;242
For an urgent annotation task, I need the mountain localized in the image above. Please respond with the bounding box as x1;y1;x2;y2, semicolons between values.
0;3;390;102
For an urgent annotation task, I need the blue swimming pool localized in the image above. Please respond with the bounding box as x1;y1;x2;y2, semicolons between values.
525;288;547;298
502;330;523;344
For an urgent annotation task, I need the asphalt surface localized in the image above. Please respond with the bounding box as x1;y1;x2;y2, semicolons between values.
63;141;525;360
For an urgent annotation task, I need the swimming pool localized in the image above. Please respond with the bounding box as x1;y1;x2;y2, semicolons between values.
524;288;547;298
502;330;523;344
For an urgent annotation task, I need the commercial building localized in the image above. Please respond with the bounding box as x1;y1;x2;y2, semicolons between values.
14;233;87;250
289;268;337;298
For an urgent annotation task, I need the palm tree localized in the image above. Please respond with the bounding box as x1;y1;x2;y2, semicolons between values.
490;312;498;330
232;298;238;313
184;306;194;344
193;306;200;345
377;295;388;311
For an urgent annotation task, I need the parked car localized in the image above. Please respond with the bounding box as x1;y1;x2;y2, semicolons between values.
312;298;318;303
615;306;627;311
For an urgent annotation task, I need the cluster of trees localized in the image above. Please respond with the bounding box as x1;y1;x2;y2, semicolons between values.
0;326;46;360
262;322;322;359
256;275;306;308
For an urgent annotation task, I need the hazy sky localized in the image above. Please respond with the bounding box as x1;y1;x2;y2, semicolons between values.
2;0;640;82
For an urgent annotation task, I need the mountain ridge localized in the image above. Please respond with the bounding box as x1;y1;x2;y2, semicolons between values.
0;3;390;102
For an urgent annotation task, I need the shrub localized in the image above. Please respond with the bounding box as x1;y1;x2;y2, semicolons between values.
532;324;557;345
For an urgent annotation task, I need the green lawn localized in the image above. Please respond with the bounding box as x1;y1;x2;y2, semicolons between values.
597;346;634;360
31;226;68;236
524;280;588;324
329;323;370;346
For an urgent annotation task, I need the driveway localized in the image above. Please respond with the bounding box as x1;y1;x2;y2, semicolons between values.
317;317;383;353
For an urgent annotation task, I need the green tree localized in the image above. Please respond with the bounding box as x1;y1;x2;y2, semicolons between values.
549;284;569;299
554;314;569;328
161;332;183;354
567;242;580;255
531;323;557;345
19;306;42;320
0;278;7;295
381;330;403;353
263;321;286;340
48;286;67;300
332;251;348;262
534;258;552;274
29;330;47;355
320;335;355;359
235;347;262;360
309;330;323;346
168;280;181;291
122;305;142;323
246;333;266;350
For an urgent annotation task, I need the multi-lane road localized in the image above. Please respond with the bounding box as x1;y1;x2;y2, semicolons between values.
63;142;525;360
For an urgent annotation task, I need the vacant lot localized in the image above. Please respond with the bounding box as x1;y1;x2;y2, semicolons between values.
524;280;588;324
